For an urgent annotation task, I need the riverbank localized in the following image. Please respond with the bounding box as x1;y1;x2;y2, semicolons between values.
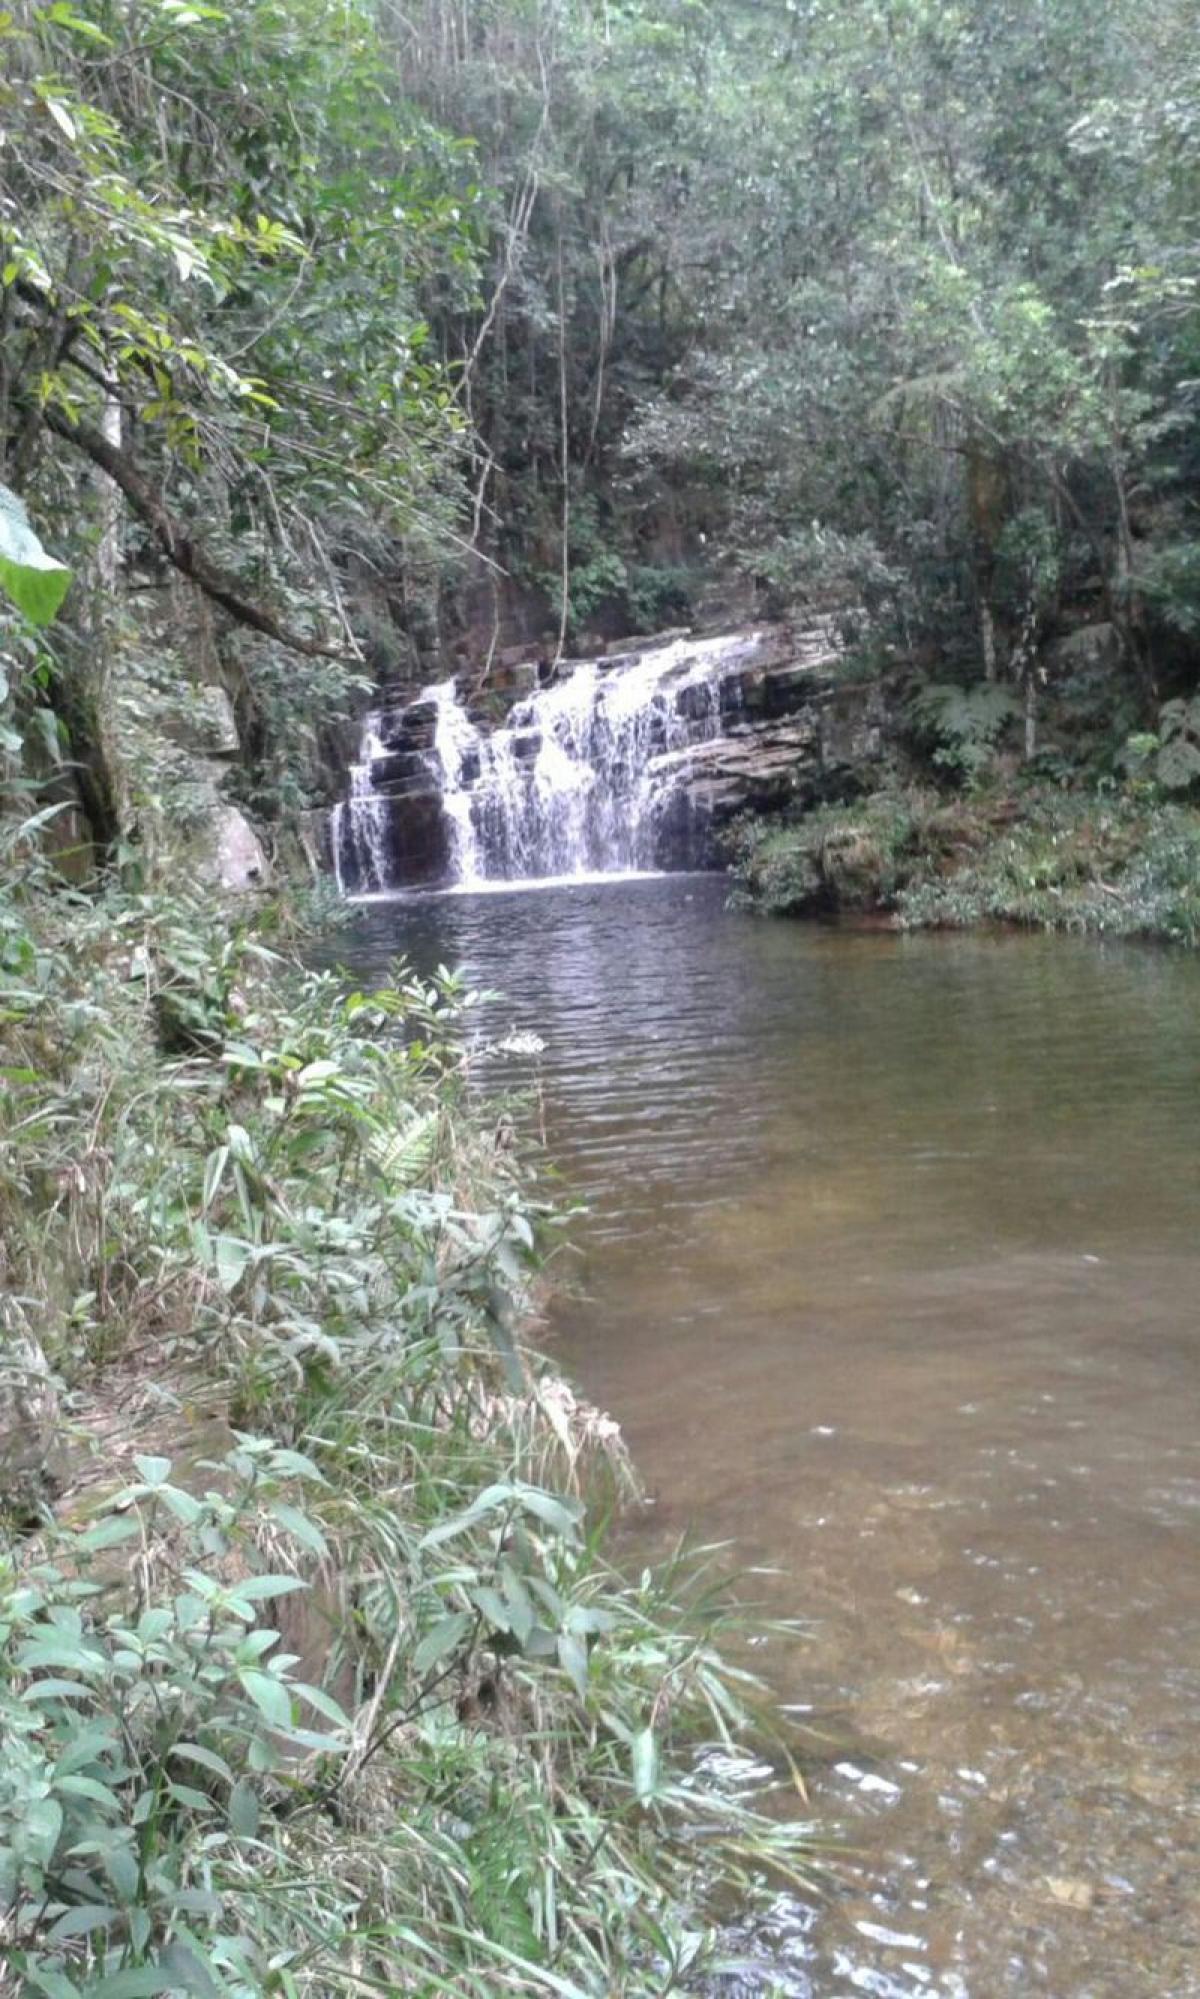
0;874;812;1994
730;785;1200;947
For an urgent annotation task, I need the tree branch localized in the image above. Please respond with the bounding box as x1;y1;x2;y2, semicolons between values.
40;406;350;660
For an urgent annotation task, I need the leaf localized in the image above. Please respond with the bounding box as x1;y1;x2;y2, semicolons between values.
104;1844;140;1901
232;1573;306;1602
212;1233;251;1292
202;1143;229;1210
75;1516;140;1553
239;1668;293;1730
0;482;71;625
172;1740;234;1784
470;1585;512;1633
557;1630;589;1699
161;1937;225;1999
18;1638;105;1676
418;1482;514;1548
228;1777;259;1838
632;1726;659;1803
90;1972;181;1999
132;1454;172;1486
43;96;77;142
47;1902;120;1942
25;1796;63;1862
412;1610;471;1676
292;1680;351;1727
514;1485;583;1538
269;1499;328;1557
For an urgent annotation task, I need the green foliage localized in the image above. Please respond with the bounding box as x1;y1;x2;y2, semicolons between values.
908;681;1021;783
0;485;71;628
735;782;1200;948
730;793;933;916
1154;696;1200;795
0;859;818;1994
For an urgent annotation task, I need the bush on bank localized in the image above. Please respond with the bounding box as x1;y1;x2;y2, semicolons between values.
0;856;814;1997
730;787;1200;948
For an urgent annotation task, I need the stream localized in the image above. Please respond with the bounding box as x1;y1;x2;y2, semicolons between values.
339;873;1200;1998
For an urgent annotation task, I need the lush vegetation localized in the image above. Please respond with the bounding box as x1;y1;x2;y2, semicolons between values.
3;0;1199;871
0;856;815;1993
732;786;1200;946
2;0;1200;1983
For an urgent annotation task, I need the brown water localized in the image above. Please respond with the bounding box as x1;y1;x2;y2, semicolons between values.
343;875;1200;1998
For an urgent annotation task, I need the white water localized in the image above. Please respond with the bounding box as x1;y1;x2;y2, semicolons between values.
334;629;763;893
331;718;390;895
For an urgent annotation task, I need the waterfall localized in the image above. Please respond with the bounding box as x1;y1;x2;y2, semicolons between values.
333;628;778;894
331;716;391;895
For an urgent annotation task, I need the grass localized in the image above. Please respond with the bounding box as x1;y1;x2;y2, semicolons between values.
730;784;1200;948
0;840;820;1997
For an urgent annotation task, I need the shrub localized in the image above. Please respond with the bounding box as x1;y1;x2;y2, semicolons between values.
0;868;819;1995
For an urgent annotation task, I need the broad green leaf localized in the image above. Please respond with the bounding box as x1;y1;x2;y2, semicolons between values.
90;1972;181;1999
228;1778;259;1838
161;1934;225;1999
132;1454;171;1486
0;482;71;625
557;1630;589;1699
270;1499;328;1557
412;1609;471;1676
239;1668;293;1729
231;1573;306;1602
46;1902;119;1942
173;1740;234;1784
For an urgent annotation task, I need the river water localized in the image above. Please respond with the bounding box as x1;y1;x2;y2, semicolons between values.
339;874;1200;1998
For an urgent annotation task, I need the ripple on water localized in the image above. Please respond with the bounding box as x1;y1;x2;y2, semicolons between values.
336;875;1200;1999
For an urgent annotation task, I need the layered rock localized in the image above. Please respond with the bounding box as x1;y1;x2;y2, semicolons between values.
332;615;886;889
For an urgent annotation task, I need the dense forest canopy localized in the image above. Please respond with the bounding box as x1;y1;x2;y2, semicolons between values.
1;0;1198;856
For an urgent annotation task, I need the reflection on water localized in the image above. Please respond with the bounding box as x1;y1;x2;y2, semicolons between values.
339;876;1200;1998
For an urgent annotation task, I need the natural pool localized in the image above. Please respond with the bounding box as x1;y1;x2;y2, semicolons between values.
340;874;1200;1998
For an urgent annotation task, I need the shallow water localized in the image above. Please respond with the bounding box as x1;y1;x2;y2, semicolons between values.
340;875;1200;1997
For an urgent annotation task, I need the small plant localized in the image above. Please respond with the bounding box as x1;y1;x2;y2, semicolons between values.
907;681;1020;783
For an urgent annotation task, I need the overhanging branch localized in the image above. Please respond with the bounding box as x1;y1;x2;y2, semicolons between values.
41;405;350;660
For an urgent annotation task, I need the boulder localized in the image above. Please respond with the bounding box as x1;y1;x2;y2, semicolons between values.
212;805;269;892
1049;622;1121;677
194;685;240;758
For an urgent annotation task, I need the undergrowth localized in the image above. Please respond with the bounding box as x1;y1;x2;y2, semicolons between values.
730;786;1200;947
0;840;818;1996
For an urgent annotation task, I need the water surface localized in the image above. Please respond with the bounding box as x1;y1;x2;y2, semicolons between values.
341;876;1200;1998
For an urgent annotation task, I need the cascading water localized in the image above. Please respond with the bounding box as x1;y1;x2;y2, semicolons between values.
332;627;782;894
330;717;391;895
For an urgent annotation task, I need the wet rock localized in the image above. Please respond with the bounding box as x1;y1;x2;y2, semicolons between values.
384;789;451;886
763;663;825;718
369;749;432;793
605;626;692;655
675;679;721;722
820;681;889;771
